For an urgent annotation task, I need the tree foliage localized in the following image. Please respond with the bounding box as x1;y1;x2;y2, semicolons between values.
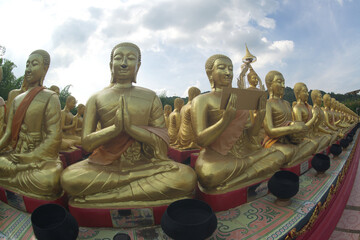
0;59;23;100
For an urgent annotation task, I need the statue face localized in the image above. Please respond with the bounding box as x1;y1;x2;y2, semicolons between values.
314;92;322;106
111;46;139;83
323;96;330;107
78;106;85;115
211;58;233;88
270;74;285;97
249;74;259;86
25;54;45;86
67;98;76;110
298;85;309;102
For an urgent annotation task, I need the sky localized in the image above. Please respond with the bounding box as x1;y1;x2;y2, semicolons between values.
0;0;359;105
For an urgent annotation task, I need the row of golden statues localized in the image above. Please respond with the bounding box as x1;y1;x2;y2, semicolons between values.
0;43;357;210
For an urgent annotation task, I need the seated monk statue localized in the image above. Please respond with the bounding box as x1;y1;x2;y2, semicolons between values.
61;96;82;149
163;104;172;129
73;104;85;137
191;54;285;193
322;94;344;139
262;71;318;166
168;98;184;146
174;87;201;150
0;50;63;199
61;42;196;207
292;83;330;152
311;90;338;144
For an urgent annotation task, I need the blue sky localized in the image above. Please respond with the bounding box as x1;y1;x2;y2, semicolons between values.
0;0;359;104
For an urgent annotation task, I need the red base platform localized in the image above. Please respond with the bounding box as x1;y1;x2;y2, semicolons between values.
280;156;313;176
190;152;199;168
0;187;67;213
69;204;168;228
196;179;269;212
59;148;83;167
167;147;199;163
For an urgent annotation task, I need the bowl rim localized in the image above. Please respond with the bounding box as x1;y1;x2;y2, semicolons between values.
164;199;215;227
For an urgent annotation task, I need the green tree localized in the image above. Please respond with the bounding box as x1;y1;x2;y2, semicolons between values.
0;59;23;100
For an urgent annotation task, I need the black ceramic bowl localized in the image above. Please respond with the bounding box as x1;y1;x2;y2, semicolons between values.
161;199;217;240
340;139;350;149
31;204;79;240
311;153;330;173
346;135;353;143
330;144;342;156
113;233;131;240
268;171;299;200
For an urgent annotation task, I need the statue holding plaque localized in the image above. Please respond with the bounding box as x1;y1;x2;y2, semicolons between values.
168;98;184;145
61;42;196;207
191;54;285;193
0;50;63;200
174;87;201;150
263;71;318;166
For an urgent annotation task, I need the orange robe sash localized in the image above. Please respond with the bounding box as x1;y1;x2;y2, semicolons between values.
210;110;249;156
89;126;169;166
262;121;292;149
11;86;45;148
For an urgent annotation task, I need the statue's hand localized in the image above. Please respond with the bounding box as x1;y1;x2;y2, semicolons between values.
122;96;132;133
114;108;123;133
223;93;237;123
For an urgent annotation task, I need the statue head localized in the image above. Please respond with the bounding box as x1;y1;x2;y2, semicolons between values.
25;50;50;87
77;104;85;115
188;87;201;101
110;42;141;84
247;69;259;87
174;98;184;110
49;85;60;96
330;98;336;109
293;82;309;103
66;95;76;110
164;104;172;115
265;71;285;98
323;94;331;107
205;54;233;90
311;90;322;106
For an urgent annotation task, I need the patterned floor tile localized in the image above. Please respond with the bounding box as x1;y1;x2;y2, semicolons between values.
329;230;359;240
336;209;360;230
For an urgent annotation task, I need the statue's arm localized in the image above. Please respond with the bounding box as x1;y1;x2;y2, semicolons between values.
61;111;76;130
81;95;120;152
191;94;236;147
323;110;338;131
247;95;266;136
0;101;14;150
306;107;318;128
263;101;298;138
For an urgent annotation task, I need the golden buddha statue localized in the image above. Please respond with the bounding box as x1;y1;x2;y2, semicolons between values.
174;87;200;150
191;54;285;193
61;96;81;147
292;83;330;152
262;71;318;166
163;104;172;129
0;50;63;200
73;104;85;137
322;94;338;130
168;98;184;145
61;42;196;207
